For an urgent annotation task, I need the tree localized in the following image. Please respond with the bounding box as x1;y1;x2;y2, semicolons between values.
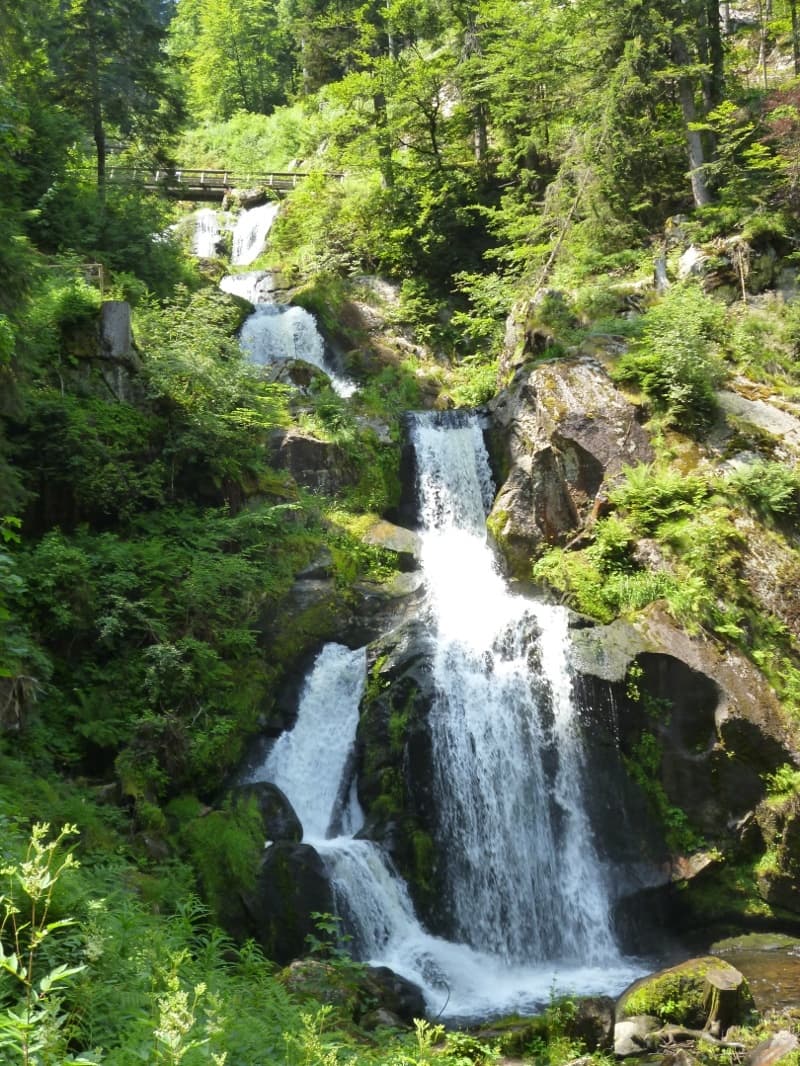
171;0;291;120
49;0;178;195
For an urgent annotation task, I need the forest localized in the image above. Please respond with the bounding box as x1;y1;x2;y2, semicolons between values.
3;0;800;1062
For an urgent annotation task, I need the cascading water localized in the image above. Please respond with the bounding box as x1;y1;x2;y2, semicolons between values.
252;411;643;1019
231;201;281;266
192;208;222;259
239;304;357;398
412;411;617;964
219;271;276;305
187;202;356;395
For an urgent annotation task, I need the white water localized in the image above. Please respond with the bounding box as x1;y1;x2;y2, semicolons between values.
219;271;276;305
251;643;367;839
412;412;618;964
231;201;280;266
252;412;642;1018
192;208;222;258
239;304;357;398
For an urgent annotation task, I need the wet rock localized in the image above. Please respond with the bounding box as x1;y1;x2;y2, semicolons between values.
230;781;302;843
251;842;334;963
362;965;426;1023
614;1015;661;1056
487;356;653;576
356;619;443;926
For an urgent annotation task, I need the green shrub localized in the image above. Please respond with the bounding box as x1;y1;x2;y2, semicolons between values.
727;460;800;521
614;283;727;432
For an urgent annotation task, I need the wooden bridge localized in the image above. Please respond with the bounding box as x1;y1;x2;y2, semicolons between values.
104;167;337;201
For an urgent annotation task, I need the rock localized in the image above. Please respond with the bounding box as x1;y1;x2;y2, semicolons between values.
566;996;615;1051
669;1050;699;1066
356;619;443;926
100;300;133;358
278;958;361;1015
571;603;798;815
487;356;653;576
97;300;141;401
230;781;302;844
361;1008;405;1030
736;516;800;642
755;793;800;912
277;959;424;1026
716;390;800;457
361;519;421;571
678;246;711;279
250;842;334;963
362;965;426;1023
613;1016;661;1056
617;957;755;1032
745;1030;799;1066
267;428;359;495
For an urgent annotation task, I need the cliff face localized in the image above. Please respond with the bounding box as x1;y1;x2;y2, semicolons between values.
482;311;800;934
486;355;653;575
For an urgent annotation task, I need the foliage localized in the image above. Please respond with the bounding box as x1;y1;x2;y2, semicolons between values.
614;283;727;433
726;460;800;522
624;733;706;854
0;823;88;1065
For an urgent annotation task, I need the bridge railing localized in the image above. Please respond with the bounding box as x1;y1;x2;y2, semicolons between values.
104;167;342;189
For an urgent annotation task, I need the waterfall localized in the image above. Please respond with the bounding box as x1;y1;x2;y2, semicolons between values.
252;411;642;1019
250;643;367;839
411;411;618;964
220;271;276;305
192;208;222;259
231;202;281;266
239;304;357;398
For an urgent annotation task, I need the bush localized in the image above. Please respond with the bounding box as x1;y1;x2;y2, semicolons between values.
727;459;800;521
614;283;727;433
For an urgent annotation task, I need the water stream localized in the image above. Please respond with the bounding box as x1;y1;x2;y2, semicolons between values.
238;303;357;397
231;201;281;266
251;410;643;1018
190;200;358;396
192;208;223;258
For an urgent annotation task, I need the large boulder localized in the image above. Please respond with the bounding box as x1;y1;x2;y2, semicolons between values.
278;958;425;1026
249;842;335;963
355;619;444;927
267;428;359;495
487;356;653;576
231;781;302;844
568;604;800;937
617;956;756;1032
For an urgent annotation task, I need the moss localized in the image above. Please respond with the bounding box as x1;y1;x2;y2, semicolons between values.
620;957;727;1026
411;829;435;895
181;794;264;923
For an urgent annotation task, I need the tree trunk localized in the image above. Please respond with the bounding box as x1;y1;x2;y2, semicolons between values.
706;0;724;106
474;102;488;163
373;90;394;188
702;967;753;1035
790;0;800;75
672;34;712;207
94;110;106;200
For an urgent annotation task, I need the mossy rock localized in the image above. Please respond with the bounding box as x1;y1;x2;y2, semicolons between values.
617;956;756;1029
